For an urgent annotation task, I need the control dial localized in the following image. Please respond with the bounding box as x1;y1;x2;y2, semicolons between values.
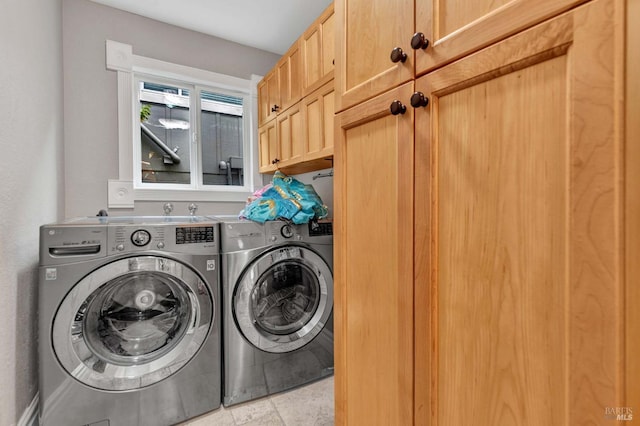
131;229;151;247
280;224;294;239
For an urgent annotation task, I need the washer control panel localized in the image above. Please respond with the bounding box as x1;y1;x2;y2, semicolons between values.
108;222;218;254
176;226;215;244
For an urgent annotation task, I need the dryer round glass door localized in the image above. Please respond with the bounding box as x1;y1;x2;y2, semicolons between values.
234;245;333;353
52;256;213;391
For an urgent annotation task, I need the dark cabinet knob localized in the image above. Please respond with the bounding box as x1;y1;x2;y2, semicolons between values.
271;105;280;112
411;32;430;50
410;92;429;108
390;47;407;63
390;100;406;115
272;158;280;165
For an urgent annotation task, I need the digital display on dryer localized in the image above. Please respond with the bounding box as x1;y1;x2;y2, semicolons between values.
176;226;215;244
308;221;333;236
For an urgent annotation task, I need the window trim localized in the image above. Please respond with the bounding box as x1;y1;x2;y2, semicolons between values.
106;40;262;207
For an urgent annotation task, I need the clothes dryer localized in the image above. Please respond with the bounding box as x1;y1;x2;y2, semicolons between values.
220;219;334;406
38;216;221;426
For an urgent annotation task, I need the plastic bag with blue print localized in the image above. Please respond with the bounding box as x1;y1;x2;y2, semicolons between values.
241;171;328;224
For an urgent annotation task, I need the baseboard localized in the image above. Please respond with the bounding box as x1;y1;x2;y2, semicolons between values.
18;392;38;426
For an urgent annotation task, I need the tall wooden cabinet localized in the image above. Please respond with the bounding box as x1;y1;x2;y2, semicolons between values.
415;2;624;424
335;82;415;426
627;0;640;416
335;0;631;424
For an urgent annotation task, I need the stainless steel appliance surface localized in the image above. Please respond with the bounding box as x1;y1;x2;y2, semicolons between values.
219;218;334;406
38;216;222;426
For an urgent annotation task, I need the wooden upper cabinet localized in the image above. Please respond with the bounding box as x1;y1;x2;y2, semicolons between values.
335;0;414;112
302;3;335;96
277;40;303;113
262;85;335;176
414;1;624;424
259;102;305;173
415;0;589;75
257;75;269;126
276;102;304;167
321;10;335;82
303;80;334;161
256;3;336;175
259;41;302;127
257;70;279;126
258;119;278;173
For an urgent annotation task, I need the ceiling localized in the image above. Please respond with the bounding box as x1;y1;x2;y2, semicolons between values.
90;0;333;55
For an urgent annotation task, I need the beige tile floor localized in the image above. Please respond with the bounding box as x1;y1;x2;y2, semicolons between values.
182;376;334;426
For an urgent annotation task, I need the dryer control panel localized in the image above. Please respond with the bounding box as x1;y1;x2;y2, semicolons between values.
264;220;333;245
309;221;333;236
40;216;220;265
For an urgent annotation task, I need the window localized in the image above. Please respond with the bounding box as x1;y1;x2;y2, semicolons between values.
106;40;261;207
137;80;245;187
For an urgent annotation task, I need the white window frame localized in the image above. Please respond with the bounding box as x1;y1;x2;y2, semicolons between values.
106;40;262;207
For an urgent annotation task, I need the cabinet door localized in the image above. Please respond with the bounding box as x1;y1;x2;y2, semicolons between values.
277;102;304;166
258;71;280;126
321;8;335;82
258;119;278;173
278;41;302;113
334;82;414;426
303;81;334;161
257;76;270;126
335;0;414;112
414;1;623;424
627;0;640;414
302;4;335;96
415;0;588;75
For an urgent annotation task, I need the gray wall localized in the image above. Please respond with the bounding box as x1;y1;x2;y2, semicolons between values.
63;0;280;218
0;0;65;424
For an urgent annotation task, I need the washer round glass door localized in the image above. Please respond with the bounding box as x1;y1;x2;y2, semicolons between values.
234;245;333;353
52;256;213;391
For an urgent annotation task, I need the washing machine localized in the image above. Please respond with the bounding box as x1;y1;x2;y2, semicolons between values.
220;219;334;406
38;216;221;426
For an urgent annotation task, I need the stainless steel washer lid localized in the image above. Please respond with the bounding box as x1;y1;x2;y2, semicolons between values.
52;256;213;391
234;245;333;353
